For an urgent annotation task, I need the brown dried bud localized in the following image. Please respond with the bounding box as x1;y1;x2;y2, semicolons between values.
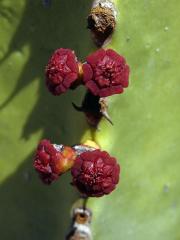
87;0;117;47
72;91;113;128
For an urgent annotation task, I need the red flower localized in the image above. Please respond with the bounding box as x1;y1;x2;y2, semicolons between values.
45;48;79;95
71;149;120;197
82;49;130;97
34;139;76;184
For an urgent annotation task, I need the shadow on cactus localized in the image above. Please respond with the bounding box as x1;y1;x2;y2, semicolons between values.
0;0;93;239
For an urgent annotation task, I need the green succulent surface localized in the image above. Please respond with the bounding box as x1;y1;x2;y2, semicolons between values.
0;1;179;240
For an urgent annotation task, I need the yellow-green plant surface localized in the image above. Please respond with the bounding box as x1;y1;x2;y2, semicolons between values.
0;1;179;240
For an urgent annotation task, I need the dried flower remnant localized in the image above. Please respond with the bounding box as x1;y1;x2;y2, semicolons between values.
72;91;113;127
34;139;76;184
66;207;92;240
88;0;117;46
82;49;130;98
72;91;102;127
71;149;120;197
45;48;79;95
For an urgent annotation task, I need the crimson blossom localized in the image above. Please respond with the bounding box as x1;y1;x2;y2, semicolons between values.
45;48;79;95
82;49;130;97
71;149;120;197
34;139;76;184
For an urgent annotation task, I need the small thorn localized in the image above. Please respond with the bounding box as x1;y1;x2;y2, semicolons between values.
72;102;84;112
99;97;113;125
101;110;113;125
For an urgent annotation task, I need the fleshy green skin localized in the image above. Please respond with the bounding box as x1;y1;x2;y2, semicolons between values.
0;0;179;240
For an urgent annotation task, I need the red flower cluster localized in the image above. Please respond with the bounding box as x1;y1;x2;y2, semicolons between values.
82;49;130;97
34;139;75;184
34;140;120;197
45;48;79;95
71;149;120;197
45;48;130;98
34;139;62;184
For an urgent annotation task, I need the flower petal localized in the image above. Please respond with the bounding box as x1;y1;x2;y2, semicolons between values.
63;72;78;88
86;49;106;65
82;63;94;83
86;80;100;96
106;49;126;64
